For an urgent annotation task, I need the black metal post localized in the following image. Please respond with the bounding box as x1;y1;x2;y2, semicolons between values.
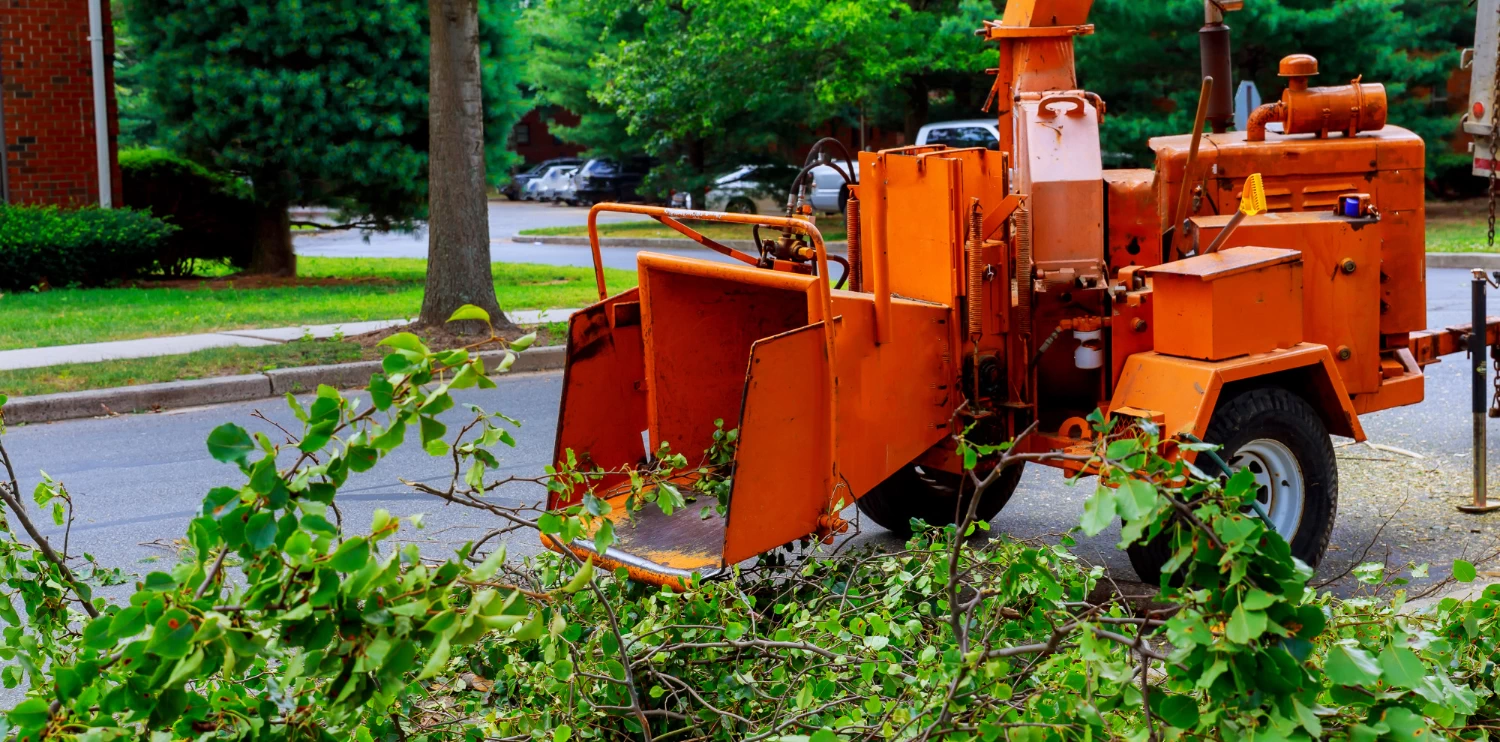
1462;274;1499;512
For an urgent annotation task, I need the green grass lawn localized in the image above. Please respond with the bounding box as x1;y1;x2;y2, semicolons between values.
520;219;848;243
1427;219;1494;253
0;258;635;351
0;321;571;398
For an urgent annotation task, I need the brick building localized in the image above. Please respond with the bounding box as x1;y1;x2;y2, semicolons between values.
0;0;119;206
511;106;583;167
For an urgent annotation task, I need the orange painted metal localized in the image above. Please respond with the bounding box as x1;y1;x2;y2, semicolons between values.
1146;247;1304;361
1104;169;1161;271
1150;126;1425;337
1191;211;1382;394
1246;56;1387;143
1409;317;1500;366
1107;343;1366;444
547;2;1491;586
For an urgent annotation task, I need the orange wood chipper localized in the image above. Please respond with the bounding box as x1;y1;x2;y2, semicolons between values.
547;0;1482;584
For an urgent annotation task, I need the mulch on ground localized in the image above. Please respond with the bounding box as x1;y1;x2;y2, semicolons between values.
349;320;561;354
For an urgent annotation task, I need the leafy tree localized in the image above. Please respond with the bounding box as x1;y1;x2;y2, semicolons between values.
1077;0;1470;179
123;0;526;276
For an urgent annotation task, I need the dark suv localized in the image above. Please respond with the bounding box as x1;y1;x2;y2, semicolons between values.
572;158;656;205
503;157;583;200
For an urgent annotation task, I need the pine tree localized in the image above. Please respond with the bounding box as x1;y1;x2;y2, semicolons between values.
124;0;526;275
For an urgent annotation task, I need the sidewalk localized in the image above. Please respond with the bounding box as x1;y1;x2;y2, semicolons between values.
0;309;578;372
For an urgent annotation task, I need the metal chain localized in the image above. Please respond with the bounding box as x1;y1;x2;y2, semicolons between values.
1491;352;1500;417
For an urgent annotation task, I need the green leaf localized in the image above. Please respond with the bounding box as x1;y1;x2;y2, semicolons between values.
7;698;50;731
143;571;177;592
1378;646;1427;689
446;304;491;325
1453;559;1477;583
245;512;278;551
1292;698;1322;737
165;648;205;687
368;375;395;410
1225;604;1267;643
1324;644;1382;686
467;545;507;582
206;423;254;465
418;637;451;680
511;331;537;351
331;537;371;573
1240;588;1277;611
1080;487;1116;536
378;332;431;355
559;559;594;594
1153;694;1200;729
553;726;574;742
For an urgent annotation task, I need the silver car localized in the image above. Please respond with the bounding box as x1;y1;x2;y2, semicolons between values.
804;120;1001;213
528;165;578;203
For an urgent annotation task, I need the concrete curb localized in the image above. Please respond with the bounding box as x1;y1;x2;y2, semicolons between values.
1428;253;1500;269
520;235;849;251
3;345;567;425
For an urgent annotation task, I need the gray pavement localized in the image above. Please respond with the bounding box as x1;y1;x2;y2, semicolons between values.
3;267;1499;598
294;200;653;261
295;200;751;270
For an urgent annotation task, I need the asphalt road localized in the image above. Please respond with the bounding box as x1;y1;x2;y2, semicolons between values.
295;200;762;270
5;267;1500;597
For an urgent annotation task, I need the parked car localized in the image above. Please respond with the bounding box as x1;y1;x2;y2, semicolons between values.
505;157;582;200
915;120;1000;150
702;164;797;214
804;121;1001;213
572;158;655;205
525;165;577;202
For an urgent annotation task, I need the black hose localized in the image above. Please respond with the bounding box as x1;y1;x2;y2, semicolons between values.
801;137;858;186
826;254;851;289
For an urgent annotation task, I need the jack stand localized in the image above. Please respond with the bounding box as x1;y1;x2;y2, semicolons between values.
1460;270;1500;513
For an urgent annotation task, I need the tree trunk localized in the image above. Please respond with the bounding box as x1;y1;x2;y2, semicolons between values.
247;195;295;277
421;0;513;334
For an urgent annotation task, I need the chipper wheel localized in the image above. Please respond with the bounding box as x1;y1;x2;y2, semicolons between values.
1126;387;1338;582
856;463;1025;538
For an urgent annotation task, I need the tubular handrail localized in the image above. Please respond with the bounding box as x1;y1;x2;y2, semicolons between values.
585;202;843;505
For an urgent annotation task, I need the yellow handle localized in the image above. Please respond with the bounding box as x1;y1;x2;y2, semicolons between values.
1240;173;1267;216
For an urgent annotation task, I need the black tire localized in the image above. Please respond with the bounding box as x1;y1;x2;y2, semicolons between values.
1126;387;1338;582
725;196;757;214
856;462;1025;538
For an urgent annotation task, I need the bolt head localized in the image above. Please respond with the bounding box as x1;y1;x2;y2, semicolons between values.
1337;346;1352;361
1132;318;1148;332
1341;259;1357;274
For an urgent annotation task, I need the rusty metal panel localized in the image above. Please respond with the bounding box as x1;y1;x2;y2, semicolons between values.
550;288;648;509
1104;168;1160;270
1192;212;1382;394
638;254;814;461
722;324;831;565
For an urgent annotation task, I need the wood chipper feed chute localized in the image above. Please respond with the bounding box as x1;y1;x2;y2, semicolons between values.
548;200;969;586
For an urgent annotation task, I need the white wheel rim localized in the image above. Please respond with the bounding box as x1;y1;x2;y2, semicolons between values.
1227;439;1304;540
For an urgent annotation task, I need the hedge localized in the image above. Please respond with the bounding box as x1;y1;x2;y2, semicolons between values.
0;204;177;290
119;148;257;276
